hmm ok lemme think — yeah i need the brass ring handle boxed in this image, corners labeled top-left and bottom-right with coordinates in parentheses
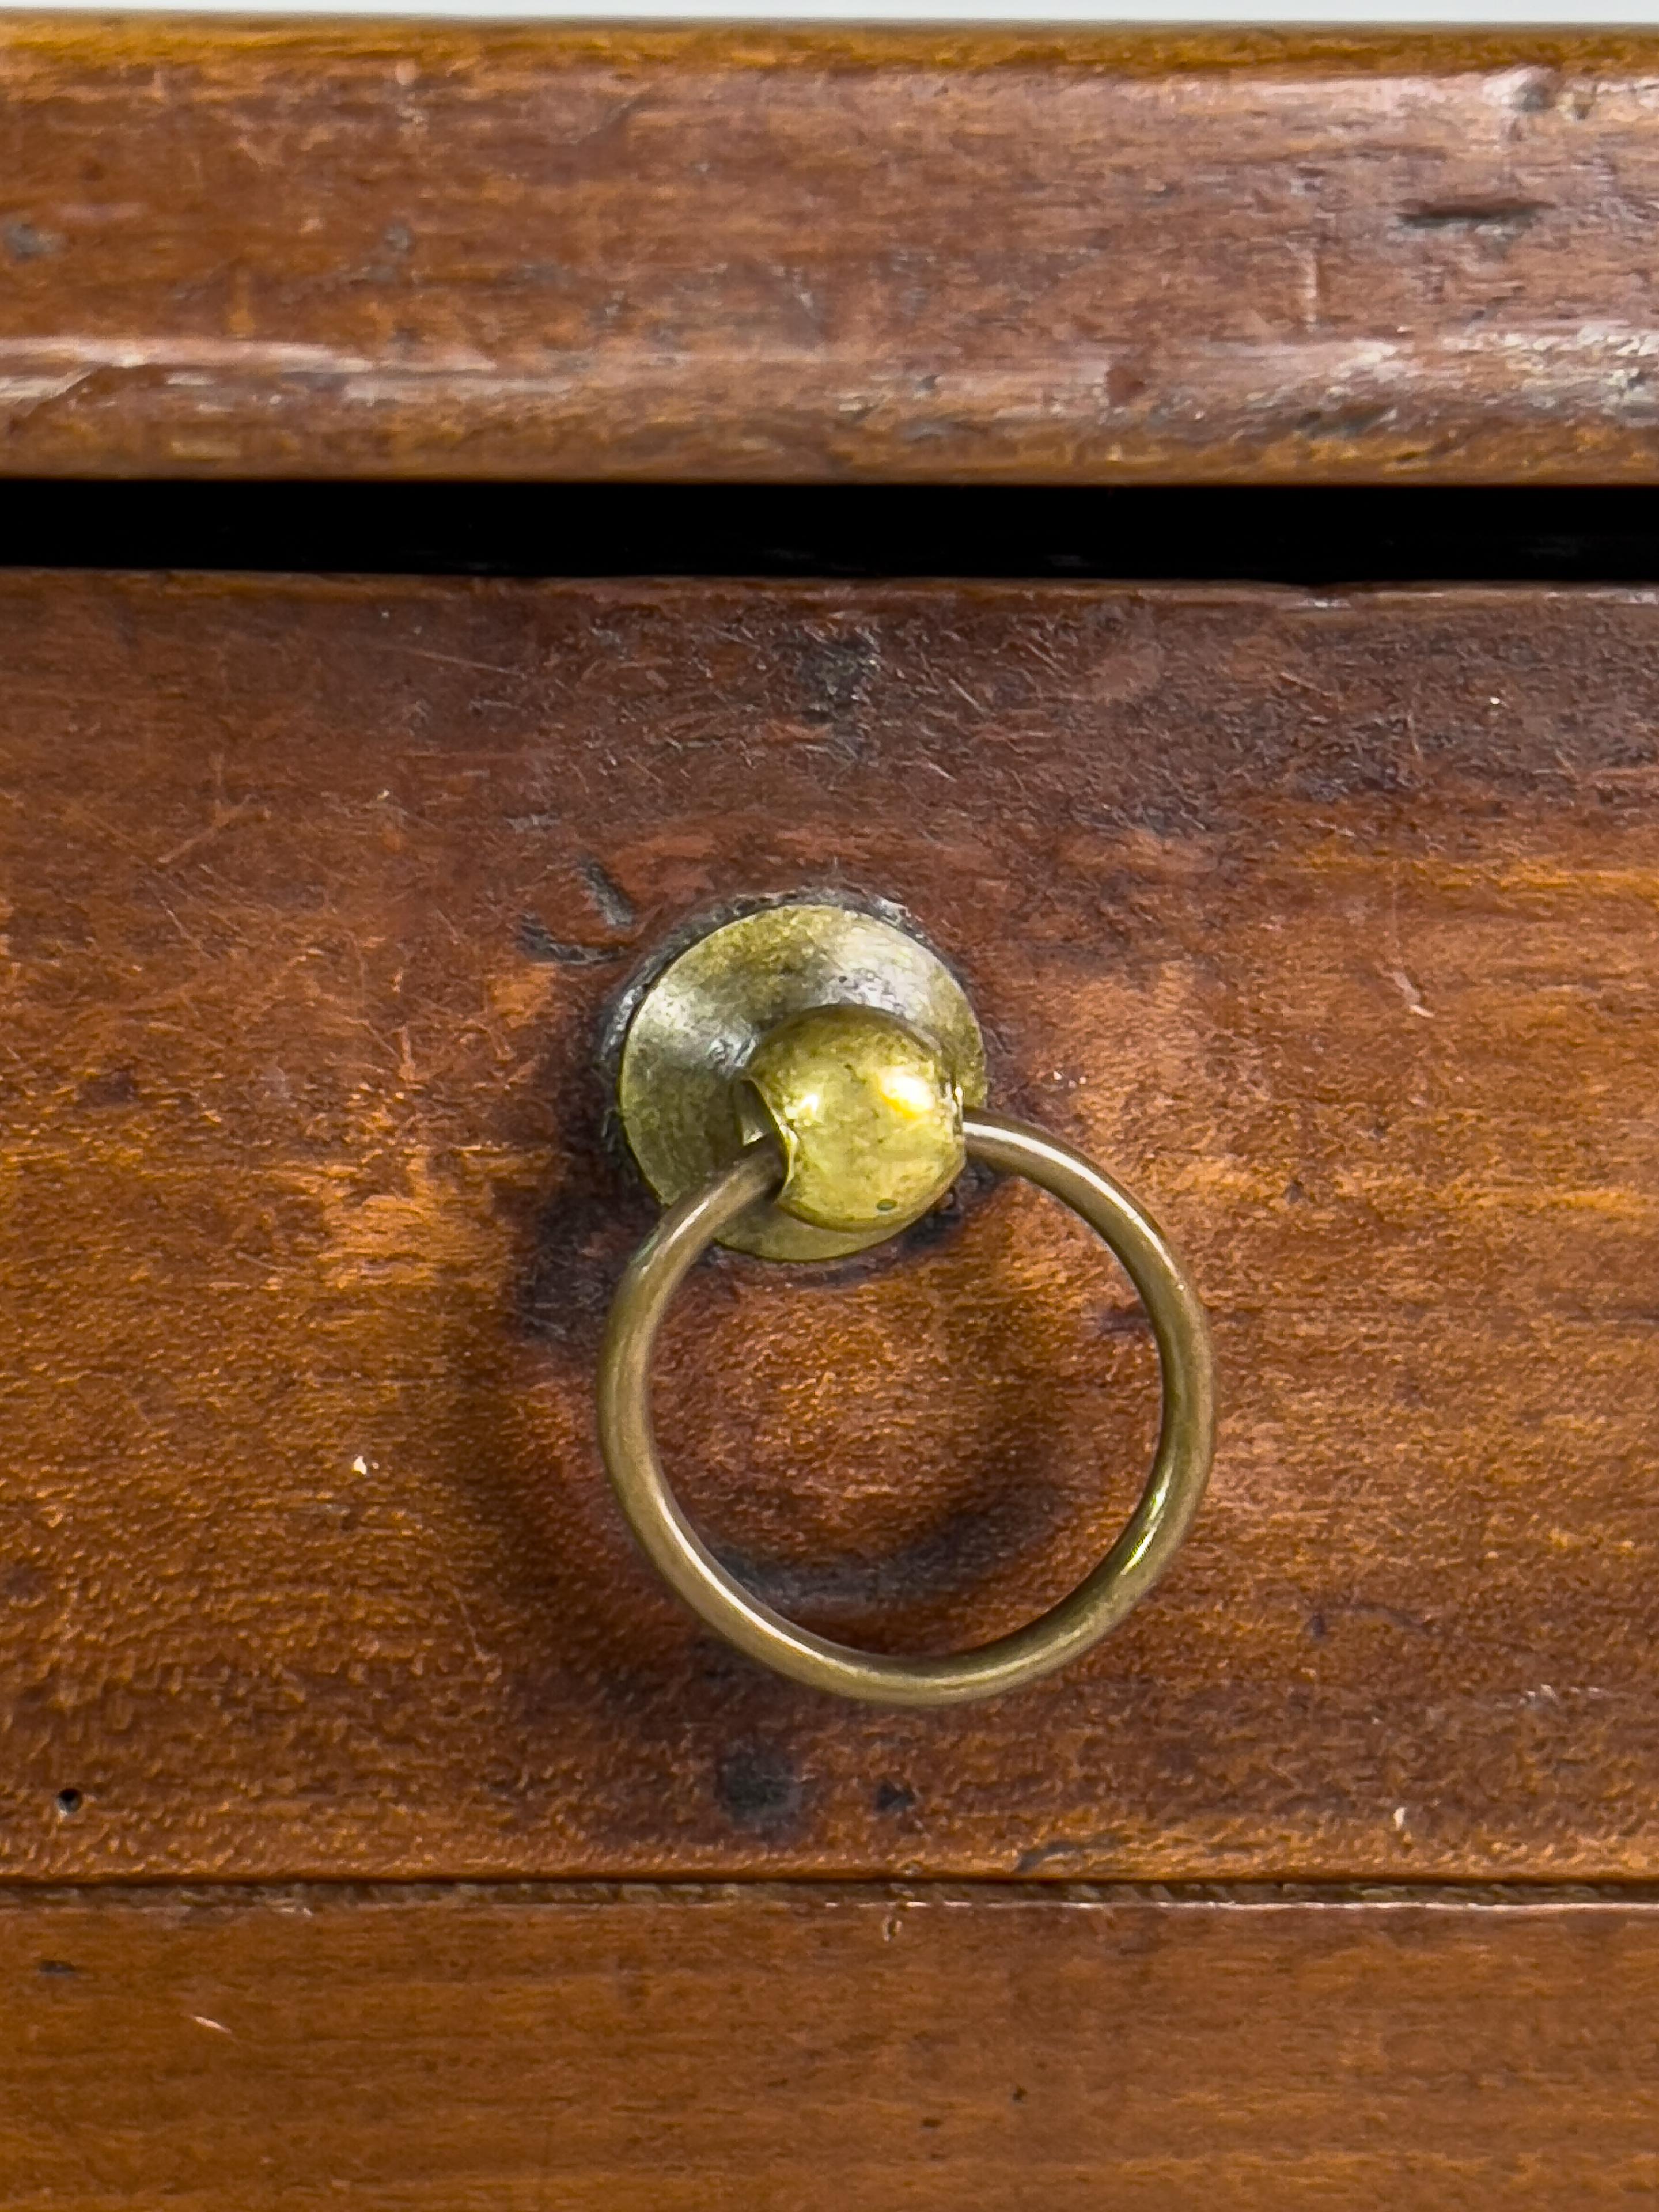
top-left (597, 1108), bottom-right (1216, 1708)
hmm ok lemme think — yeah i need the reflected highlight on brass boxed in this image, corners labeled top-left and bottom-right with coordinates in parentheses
top-left (741, 1003), bottom-right (965, 1236)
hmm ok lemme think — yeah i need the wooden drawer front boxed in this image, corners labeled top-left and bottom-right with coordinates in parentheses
top-left (3, 571), bottom-right (1654, 1881)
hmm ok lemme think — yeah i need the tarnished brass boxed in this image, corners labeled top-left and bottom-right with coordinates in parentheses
top-left (741, 1004), bottom-right (965, 1236)
top-left (596, 1110), bottom-right (1217, 1707)
top-left (615, 900), bottom-right (986, 1260)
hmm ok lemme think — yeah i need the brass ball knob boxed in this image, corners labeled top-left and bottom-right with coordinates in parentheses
top-left (739, 1004), bottom-right (965, 1237)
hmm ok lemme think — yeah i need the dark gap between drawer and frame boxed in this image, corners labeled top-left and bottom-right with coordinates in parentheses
top-left (2, 482), bottom-right (1659, 581)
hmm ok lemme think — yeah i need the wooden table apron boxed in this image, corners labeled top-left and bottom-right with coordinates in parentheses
top-left (6, 1884), bottom-right (1659, 2211)
top-left (0, 569), bottom-right (1652, 1884)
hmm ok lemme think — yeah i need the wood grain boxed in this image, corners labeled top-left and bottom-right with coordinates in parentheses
top-left (6, 1881), bottom-right (1659, 2208)
top-left (6, 24), bottom-right (1659, 482)
top-left (2, 573), bottom-right (1657, 1881)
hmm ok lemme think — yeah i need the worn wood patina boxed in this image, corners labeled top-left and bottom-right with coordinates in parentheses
top-left (5, 24), bottom-right (1659, 481)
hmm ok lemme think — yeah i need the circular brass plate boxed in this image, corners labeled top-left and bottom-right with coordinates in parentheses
top-left (616, 901), bottom-right (987, 1259)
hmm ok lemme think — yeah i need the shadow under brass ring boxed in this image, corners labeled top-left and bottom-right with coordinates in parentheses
top-left (597, 1108), bottom-right (1217, 1707)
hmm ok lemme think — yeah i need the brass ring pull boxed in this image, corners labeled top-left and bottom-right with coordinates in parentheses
top-left (597, 1090), bottom-right (1216, 1709)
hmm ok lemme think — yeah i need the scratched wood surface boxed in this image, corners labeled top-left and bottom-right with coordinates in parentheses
top-left (6, 23), bottom-right (1659, 482)
top-left (7, 1883), bottom-right (1658, 2208)
top-left (2, 572), bottom-right (1656, 1880)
